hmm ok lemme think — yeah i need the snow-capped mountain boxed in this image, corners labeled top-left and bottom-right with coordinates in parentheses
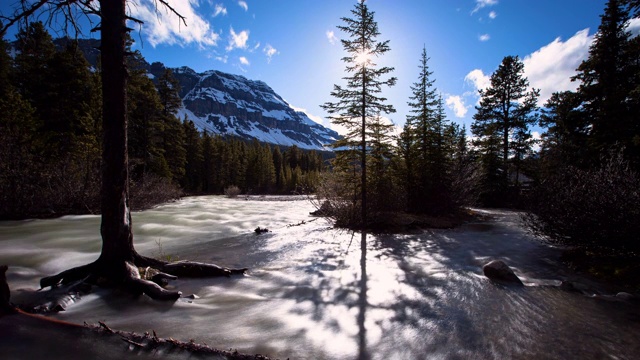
top-left (149, 64), bottom-right (339, 151)
top-left (13, 38), bottom-right (338, 151)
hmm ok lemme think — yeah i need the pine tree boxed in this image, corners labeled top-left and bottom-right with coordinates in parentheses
top-left (182, 118), bottom-right (204, 192)
top-left (156, 67), bottom-right (186, 183)
top-left (163, 115), bottom-right (186, 183)
top-left (401, 47), bottom-right (456, 214)
top-left (539, 91), bottom-right (589, 171)
top-left (157, 68), bottom-right (182, 117)
top-left (321, 0), bottom-right (396, 226)
top-left (45, 40), bottom-right (98, 155)
top-left (366, 113), bottom-right (398, 212)
top-left (13, 21), bottom-right (56, 112)
top-left (127, 65), bottom-right (168, 180)
top-left (272, 146), bottom-right (285, 193)
top-left (472, 55), bottom-right (539, 206)
top-left (0, 35), bottom-right (37, 217)
top-left (45, 40), bottom-right (101, 209)
top-left (403, 46), bottom-right (438, 212)
top-left (573, 0), bottom-right (639, 163)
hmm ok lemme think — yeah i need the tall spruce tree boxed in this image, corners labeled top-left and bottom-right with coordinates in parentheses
top-left (402, 47), bottom-right (456, 214)
top-left (403, 46), bottom-right (438, 213)
top-left (472, 55), bottom-right (539, 205)
top-left (322, 0), bottom-right (396, 226)
top-left (182, 118), bottom-right (204, 192)
top-left (572, 0), bottom-right (639, 163)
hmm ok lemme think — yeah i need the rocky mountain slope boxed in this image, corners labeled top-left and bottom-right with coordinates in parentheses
top-left (148, 64), bottom-right (338, 151)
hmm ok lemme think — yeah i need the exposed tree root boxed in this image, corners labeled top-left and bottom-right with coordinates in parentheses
top-left (1, 265), bottom-right (16, 315)
top-left (40, 263), bottom-right (97, 289)
top-left (35, 254), bottom-right (248, 305)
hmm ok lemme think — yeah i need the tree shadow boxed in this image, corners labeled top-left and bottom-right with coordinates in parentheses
top-left (271, 212), bottom-right (584, 359)
top-left (357, 232), bottom-right (368, 360)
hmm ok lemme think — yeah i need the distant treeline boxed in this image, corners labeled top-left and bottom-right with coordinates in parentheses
top-left (0, 22), bottom-right (325, 219)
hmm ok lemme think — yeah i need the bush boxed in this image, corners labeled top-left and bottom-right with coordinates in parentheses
top-left (130, 174), bottom-right (183, 210)
top-left (311, 172), bottom-right (360, 227)
top-left (523, 151), bottom-right (640, 254)
top-left (224, 185), bottom-right (242, 198)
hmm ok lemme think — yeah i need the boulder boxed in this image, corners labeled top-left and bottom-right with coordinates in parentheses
top-left (483, 260), bottom-right (524, 286)
top-left (560, 280), bottom-right (598, 295)
top-left (254, 227), bottom-right (269, 234)
top-left (615, 292), bottom-right (637, 301)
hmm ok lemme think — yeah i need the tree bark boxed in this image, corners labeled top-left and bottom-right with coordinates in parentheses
top-left (98, 0), bottom-right (136, 267)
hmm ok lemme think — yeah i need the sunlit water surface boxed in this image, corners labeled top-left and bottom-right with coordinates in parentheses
top-left (1, 196), bottom-right (639, 359)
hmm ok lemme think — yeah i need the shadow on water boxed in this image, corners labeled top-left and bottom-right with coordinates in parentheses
top-left (357, 232), bottom-right (368, 360)
top-left (275, 211), bottom-right (640, 359)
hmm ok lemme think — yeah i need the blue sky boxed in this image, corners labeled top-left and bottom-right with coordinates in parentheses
top-left (3, 0), bottom-right (640, 135)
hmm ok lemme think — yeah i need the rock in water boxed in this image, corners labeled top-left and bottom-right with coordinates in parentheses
top-left (483, 260), bottom-right (524, 286)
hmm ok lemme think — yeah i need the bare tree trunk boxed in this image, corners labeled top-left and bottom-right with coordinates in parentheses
top-left (97, 0), bottom-right (136, 268)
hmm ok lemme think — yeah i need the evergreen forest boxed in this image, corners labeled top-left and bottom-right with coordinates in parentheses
top-left (0, 22), bottom-right (325, 219)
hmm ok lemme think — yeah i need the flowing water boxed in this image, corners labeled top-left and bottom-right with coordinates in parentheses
top-left (1, 196), bottom-right (639, 359)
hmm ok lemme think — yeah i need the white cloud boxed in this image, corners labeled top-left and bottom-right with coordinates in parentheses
top-left (465, 69), bottom-right (491, 93)
top-left (628, 17), bottom-right (640, 37)
top-left (489, 11), bottom-right (497, 19)
top-left (326, 30), bottom-right (338, 45)
top-left (227, 27), bottom-right (250, 51)
top-left (216, 55), bottom-right (228, 63)
top-left (479, 34), bottom-right (490, 42)
top-left (446, 95), bottom-right (469, 118)
top-left (239, 56), bottom-right (250, 65)
top-left (238, 1), bottom-right (248, 11)
top-left (213, 4), bottom-right (227, 17)
top-left (532, 131), bottom-right (541, 152)
top-left (522, 28), bottom-right (593, 106)
top-left (472, 0), bottom-right (498, 14)
top-left (263, 44), bottom-right (279, 63)
top-left (129, 0), bottom-right (220, 48)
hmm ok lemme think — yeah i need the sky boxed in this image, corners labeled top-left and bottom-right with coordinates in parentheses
top-left (3, 0), bottom-right (640, 135)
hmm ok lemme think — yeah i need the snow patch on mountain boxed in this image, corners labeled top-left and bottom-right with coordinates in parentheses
top-left (166, 66), bottom-right (339, 151)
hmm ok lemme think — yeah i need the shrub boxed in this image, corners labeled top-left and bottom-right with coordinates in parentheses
top-left (523, 151), bottom-right (640, 254)
top-left (224, 185), bottom-right (242, 198)
top-left (130, 174), bottom-right (183, 210)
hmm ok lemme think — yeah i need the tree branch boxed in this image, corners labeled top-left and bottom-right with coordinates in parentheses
top-left (0, 0), bottom-right (50, 36)
top-left (155, 0), bottom-right (186, 27)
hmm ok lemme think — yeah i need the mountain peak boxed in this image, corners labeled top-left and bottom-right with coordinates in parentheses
top-left (153, 66), bottom-right (338, 151)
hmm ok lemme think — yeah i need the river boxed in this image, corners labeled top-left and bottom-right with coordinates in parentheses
top-left (1, 196), bottom-right (639, 359)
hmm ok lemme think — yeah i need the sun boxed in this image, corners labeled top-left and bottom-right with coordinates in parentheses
top-left (354, 50), bottom-right (372, 66)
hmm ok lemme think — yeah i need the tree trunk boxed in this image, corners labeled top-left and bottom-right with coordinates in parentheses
top-left (97, 0), bottom-right (136, 268)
